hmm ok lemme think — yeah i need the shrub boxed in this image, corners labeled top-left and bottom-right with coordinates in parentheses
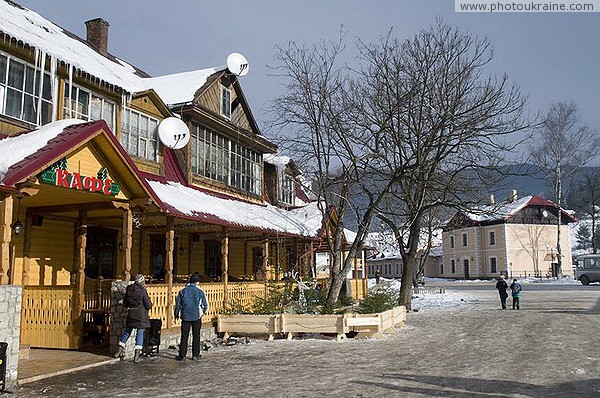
top-left (356, 287), bottom-right (398, 314)
top-left (250, 281), bottom-right (296, 314)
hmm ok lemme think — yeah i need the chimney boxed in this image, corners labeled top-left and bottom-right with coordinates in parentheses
top-left (489, 194), bottom-right (495, 205)
top-left (508, 189), bottom-right (517, 203)
top-left (85, 18), bottom-right (110, 55)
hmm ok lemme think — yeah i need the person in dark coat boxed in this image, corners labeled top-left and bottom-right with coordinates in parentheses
top-left (114, 274), bottom-right (152, 363)
top-left (174, 273), bottom-right (208, 361)
top-left (495, 274), bottom-right (509, 310)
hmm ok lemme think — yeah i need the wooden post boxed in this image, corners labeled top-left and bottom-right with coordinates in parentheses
top-left (166, 216), bottom-right (175, 328)
top-left (122, 207), bottom-right (132, 281)
top-left (0, 196), bottom-right (12, 285)
top-left (243, 240), bottom-right (248, 279)
top-left (263, 238), bottom-right (269, 299)
top-left (221, 228), bottom-right (229, 309)
top-left (21, 211), bottom-right (32, 286)
top-left (74, 211), bottom-right (87, 316)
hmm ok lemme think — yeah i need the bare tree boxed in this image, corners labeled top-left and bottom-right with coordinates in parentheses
top-left (357, 22), bottom-right (530, 309)
top-left (269, 34), bottom-right (401, 307)
top-left (270, 22), bottom-right (530, 309)
top-left (530, 102), bottom-right (600, 273)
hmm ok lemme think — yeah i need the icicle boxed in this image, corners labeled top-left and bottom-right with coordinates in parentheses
top-left (32, 49), bottom-right (39, 113)
top-left (36, 50), bottom-right (46, 125)
top-left (68, 63), bottom-right (73, 117)
top-left (49, 55), bottom-right (57, 122)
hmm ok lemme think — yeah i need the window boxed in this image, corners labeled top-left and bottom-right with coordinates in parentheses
top-left (440, 264), bottom-right (444, 274)
top-left (450, 236), bottom-right (455, 248)
top-left (489, 231), bottom-right (496, 246)
top-left (0, 53), bottom-right (52, 125)
top-left (280, 174), bottom-right (294, 205)
top-left (221, 86), bottom-right (231, 119)
top-left (64, 82), bottom-right (115, 130)
top-left (451, 259), bottom-right (456, 274)
top-left (191, 123), bottom-right (262, 195)
top-left (120, 107), bottom-right (159, 162)
top-left (205, 240), bottom-right (222, 279)
top-left (490, 257), bottom-right (497, 273)
top-left (462, 233), bottom-right (468, 247)
top-left (231, 142), bottom-right (261, 195)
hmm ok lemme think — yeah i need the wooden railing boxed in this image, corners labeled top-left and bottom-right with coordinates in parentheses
top-left (145, 282), bottom-right (267, 328)
top-left (349, 278), bottom-right (368, 300)
top-left (21, 286), bottom-right (81, 349)
top-left (83, 277), bottom-right (112, 310)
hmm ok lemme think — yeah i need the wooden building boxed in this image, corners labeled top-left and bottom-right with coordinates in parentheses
top-left (0, 1), bottom-right (341, 350)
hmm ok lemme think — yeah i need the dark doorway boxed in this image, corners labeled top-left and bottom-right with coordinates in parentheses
top-left (205, 240), bottom-right (222, 279)
top-left (150, 235), bottom-right (178, 282)
top-left (252, 247), bottom-right (263, 279)
top-left (464, 259), bottom-right (470, 279)
top-left (85, 227), bottom-right (117, 279)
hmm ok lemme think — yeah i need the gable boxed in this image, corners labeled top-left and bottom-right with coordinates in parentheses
top-left (195, 74), bottom-right (253, 133)
top-left (1, 120), bottom-right (155, 203)
top-left (128, 91), bottom-right (171, 119)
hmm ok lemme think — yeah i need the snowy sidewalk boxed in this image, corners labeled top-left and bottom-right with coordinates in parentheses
top-left (11, 282), bottom-right (600, 397)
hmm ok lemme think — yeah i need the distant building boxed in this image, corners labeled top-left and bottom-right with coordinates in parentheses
top-left (437, 191), bottom-right (577, 279)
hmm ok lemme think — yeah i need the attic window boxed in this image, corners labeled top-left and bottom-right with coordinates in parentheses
top-left (280, 174), bottom-right (294, 205)
top-left (221, 86), bottom-right (231, 119)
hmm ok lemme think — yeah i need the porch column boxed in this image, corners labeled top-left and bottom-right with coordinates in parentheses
top-left (310, 241), bottom-right (316, 279)
top-left (221, 228), bottom-right (229, 309)
top-left (262, 238), bottom-right (269, 298)
top-left (243, 241), bottom-right (248, 279)
top-left (121, 208), bottom-right (132, 281)
top-left (166, 216), bottom-right (175, 328)
top-left (74, 211), bottom-right (88, 316)
top-left (21, 211), bottom-right (32, 286)
top-left (0, 196), bottom-right (12, 285)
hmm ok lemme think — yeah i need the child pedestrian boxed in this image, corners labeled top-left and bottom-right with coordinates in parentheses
top-left (510, 278), bottom-right (522, 310)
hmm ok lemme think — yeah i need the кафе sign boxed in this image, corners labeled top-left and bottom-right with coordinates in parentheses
top-left (38, 157), bottom-right (121, 196)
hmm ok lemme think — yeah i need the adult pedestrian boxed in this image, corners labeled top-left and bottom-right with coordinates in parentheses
top-left (510, 278), bottom-right (522, 309)
top-left (174, 273), bottom-right (208, 361)
top-left (114, 274), bottom-right (152, 363)
top-left (495, 274), bottom-right (508, 310)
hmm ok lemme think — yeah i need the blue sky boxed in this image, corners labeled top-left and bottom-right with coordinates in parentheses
top-left (15, 0), bottom-right (600, 140)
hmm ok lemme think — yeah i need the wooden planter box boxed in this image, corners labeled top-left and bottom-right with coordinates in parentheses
top-left (217, 306), bottom-right (406, 341)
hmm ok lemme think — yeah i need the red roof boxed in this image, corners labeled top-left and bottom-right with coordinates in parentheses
top-left (1, 120), bottom-right (157, 200)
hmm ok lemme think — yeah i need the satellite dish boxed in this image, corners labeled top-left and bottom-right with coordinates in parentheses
top-left (226, 52), bottom-right (249, 77)
top-left (157, 117), bottom-right (190, 150)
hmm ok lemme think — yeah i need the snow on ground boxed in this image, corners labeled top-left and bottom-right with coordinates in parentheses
top-left (365, 275), bottom-right (580, 313)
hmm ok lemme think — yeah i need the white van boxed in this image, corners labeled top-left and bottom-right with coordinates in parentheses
top-left (575, 254), bottom-right (600, 285)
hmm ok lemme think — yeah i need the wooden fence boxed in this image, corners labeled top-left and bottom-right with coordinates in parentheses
top-left (20, 278), bottom-right (368, 348)
top-left (20, 286), bottom-right (81, 349)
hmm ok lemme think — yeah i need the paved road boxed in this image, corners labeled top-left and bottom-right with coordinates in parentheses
top-left (10, 282), bottom-right (600, 397)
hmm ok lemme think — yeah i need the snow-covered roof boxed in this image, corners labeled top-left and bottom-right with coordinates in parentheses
top-left (0, 119), bottom-right (85, 181)
top-left (460, 195), bottom-right (576, 224)
top-left (264, 154), bottom-right (292, 170)
top-left (148, 180), bottom-right (321, 237)
top-left (0, 1), bottom-right (218, 104)
top-left (465, 195), bottom-right (533, 222)
top-left (139, 68), bottom-right (220, 105)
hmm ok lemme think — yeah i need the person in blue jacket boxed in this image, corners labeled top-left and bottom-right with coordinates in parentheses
top-left (174, 273), bottom-right (208, 361)
top-left (510, 278), bottom-right (522, 310)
